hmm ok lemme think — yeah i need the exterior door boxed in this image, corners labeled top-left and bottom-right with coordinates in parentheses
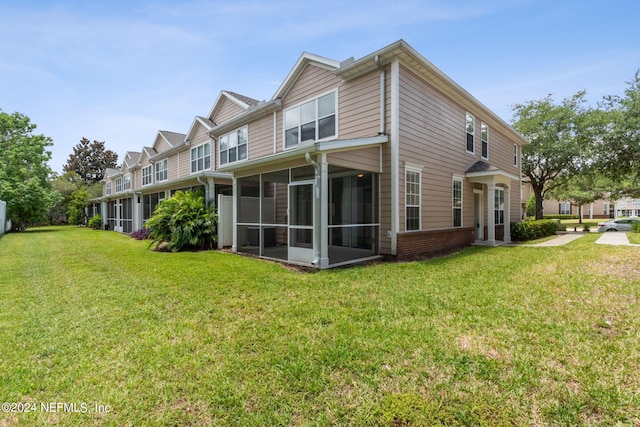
top-left (114, 201), bottom-right (123, 233)
top-left (288, 181), bottom-right (314, 264)
top-left (474, 191), bottom-right (483, 240)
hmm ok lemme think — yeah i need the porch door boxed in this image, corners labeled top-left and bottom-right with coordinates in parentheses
top-left (114, 201), bottom-right (123, 232)
top-left (474, 191), bottom-right (483, 240)
top-left (288, 181), bottom-right (314, 264)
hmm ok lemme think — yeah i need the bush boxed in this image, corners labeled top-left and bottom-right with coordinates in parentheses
top-left (511, 219), bottom-right (558, 241)
top-left (145, 190), bottom-right (217, 252)
top-left (87, 214), bottom-right (102, 230)
top-left (634, 222), bottom-right (640, 233)
top-left (543, 214), bottom-right (579, 220)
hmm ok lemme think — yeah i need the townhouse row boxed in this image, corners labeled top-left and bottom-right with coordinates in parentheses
top-left (91, 39), bottom-right (527, 268)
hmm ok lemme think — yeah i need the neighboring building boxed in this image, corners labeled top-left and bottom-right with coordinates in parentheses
top-left (94, 39), bottom-right (527, 268)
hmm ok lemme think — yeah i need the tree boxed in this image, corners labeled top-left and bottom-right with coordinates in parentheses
top-left (0, 110), bottom-right (59, 230)
top-left (63, 137), bottom-right (118, 184)
top-left (512, 92), bottom-right (597, 219)
top-left (67, 189), bottom-right (91, 225)
top-left (598, 71), bottom-right (640, 198)
top-left (50, 171), bottom-right (84, 223)
top-left (546, 172), bottom-right (610, 223)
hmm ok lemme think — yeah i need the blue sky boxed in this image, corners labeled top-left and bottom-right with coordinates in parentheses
top-left (1, 0), bottom-right (638, 173)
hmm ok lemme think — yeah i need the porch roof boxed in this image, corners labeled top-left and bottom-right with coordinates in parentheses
top-left (465, 160), bottom-right (520, 186)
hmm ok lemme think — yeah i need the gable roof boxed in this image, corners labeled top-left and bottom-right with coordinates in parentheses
top-left (158, 130), bottom-right (186, 147)
top-left (273, 52), bottom-right (341, 100)
top-left (123, 151), bottom-right (141, 170)
top-left (207, 90), bottom-right (261, 121)
top-left (185, 116), bottom-right (216, 143)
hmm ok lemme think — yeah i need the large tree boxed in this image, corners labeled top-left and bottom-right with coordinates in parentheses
top-left (0, 110), bottom-right (59, 230)
top-left (512, 92), bottom-right (598, 219)
top-left (63, 137), bottom-right (118, 183)
top-left (598, 71), bottom-right (640, 198)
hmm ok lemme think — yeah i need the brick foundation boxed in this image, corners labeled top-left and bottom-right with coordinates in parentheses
top-left (396, 227), bottom-right (475, 261)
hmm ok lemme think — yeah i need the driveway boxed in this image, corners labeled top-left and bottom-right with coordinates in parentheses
top-left (595, 232), bottom-right (640, 246)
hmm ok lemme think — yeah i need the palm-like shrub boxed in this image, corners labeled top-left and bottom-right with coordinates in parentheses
top-left (145, 191), bottom-right (217, 252)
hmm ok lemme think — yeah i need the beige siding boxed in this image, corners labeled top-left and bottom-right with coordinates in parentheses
top-left (248, 113), bottom-right (275, 161)
top-left (327, 146), bottom-right (381, 173)
top-left (283, 64), bottom-right (342, 108)
top-left (397, 64), bottom-right (522, 232)
top-left (214, 98), bottom-right (246, 125)
top-left (154, 136), bottom-right (172, 153)
top-left (338, 70), bottom-right (383, 140)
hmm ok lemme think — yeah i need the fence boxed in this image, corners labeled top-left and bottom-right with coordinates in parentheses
top-left (0, 200), bottom-right (6, 235)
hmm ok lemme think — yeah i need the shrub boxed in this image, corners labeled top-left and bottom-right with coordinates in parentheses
top-left (145, 190), bottom-right (217, 252)
top-left (543, 214), bottom-right (579, 220)
top-left (87, 214), bottom-right (102, 230)
top-left (634, 222), bottom-right (640, 233)
top-left (130, 228), bottom-right (150, 240)
top-left (511, 219), bottom-right (558, 241)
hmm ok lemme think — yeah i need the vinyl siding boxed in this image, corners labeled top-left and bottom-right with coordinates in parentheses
top-left (327, 146), bottom-right (381, 173)
top-left (214, 97), bottom-right (247, 124)
top-left (337, 70), bottom-right (381, 140)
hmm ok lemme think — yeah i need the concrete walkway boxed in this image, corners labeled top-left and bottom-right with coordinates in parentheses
top-left (528, 233), bottom-right (587, 247)
top-left (595, 232), bottom-right (640, 246)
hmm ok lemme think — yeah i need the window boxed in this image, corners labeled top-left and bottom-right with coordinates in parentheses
top-left (603, 202), bottom-right (609, 216)
top-left (191, 143), bottom-right (211, 173)
top-left (155, 159), bottom-right (168, 182)
top-left (466, 112), bottom-right (475, 153)
top-left (633, 200), bottom-right (640, 207)
top-left (514, 144), bottom-right (519, 167)
top-left (481, 123), bottom-right (488, 159)
top-left (285, 91), bottom-right (336, 148)
top-left (405, 168), bottom-right (421, 231)
top-left (220, 127), bottom-right (247, 166)
top-left (559, 202), bottom-right (571, 215)
top-left (495, 188), bottom-right (504, 225)
top-left (106, 182), bottom-right (112, 195)
top-left (453, 178), bottom-right (463, 227)
top-left (123, 174), bottom-right (131, 191)
top-left (115, 177), bottom-right (122, 193)
top-left (142, 165), bottom-right (153, 186)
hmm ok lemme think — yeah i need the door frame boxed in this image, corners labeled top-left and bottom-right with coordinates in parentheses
top-left (474, 189), bottom-right (484, 240)
top-left (288, 180), bottom-right (315, 265)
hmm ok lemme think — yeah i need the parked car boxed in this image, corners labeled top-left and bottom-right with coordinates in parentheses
top-left (597, 218), bottom-right (640, 232)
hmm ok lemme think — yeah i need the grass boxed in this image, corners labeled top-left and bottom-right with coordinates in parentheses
top-left (1, 226), bottom-right (639, 426)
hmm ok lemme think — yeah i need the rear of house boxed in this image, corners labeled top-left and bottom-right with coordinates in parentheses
top-left (92, 39), bottom-right (526, 268)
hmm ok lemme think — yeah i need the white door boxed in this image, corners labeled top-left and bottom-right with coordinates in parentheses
top-left (288, 181), bottom-right (314, 264)
top-left (217, 194), bottom-right (233, 248)
top-left (114, 201), bottom-right (123, 232)
top-left (474, 191), bottom-right (483, 240)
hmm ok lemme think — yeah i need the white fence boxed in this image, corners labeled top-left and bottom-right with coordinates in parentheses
top-left (0, 200), bottom-right (6, 235)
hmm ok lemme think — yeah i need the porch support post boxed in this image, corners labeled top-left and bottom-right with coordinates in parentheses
top-left (487, 182), bottom-right (496, 244)
top-left (318, 153), bottom-right (329, 268)
top-left (503, 185), bottom-right (511, 243)
top-left (231, 176), bottom-right (238, 253)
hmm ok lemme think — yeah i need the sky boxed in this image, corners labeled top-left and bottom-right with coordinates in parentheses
top-left (1, 0), bottom-right (639, 174)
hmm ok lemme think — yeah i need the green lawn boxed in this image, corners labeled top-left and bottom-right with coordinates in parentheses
top-left (1, 227), bottom-right (639, 426)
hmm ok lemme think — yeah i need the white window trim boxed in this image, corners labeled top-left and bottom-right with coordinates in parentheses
top-left (115, 177), bottom-right (123, 193)
top-left (513, 144), bottom-right (519, 167)
top-left (405, 164), bottom-right (423, 232)
top-left (560, 201), bottom-right (571, 215)
top-left (283, 89), bottom-right (338, 151)
top-left (105, 182), bottom-right (112, 195)
top-left (123, 173), bottom-right (131, 191)
top-left (155, 158), bottom-right (168, 182)
top-left (466, 112), bottom-right (475, 154)
top-left (452, 175), bottom-right (463, 228)
top-left (190, 142), bottom-right (212, 174)
top-left (219, 126), bottom-right (248, 166)
top-left (142, 165), bottom-right (153, 186)
top-left (495, 187), bottom-right (505, 225)
top-left (481, 122), bottom-right (489, 160)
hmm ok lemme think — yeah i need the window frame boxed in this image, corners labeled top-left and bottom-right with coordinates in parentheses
top-left (155, 158), bottom-right (168, 182)
top-left (466, 112), bottom-right (475, 154)
top-left (105, 181), bottom-right (112, 195)
top-left (115, 177), bottom-right (123, 193)
top-left (452, 176), bottom-right (463, 228)
top-left (481, 122), bottom-right (489, 160)
top-left (559, 201), bottom-right (571, 215)
top-left (495, 187), bottom-right (505, 225)
top-left (123, 173), bottom-right (131, 191)
top-left (284, 90), bottom-right (337, 150)
top-left (513, 144), bottom-right (519, 167)
top-left (219, 126), bottom-right (248, 166)
top-left (191, 142), bottom-right (212, 173)
top-left (142, 165), bottom-right (153, 186)
top-left (405, 165), bottom-right (422, 232)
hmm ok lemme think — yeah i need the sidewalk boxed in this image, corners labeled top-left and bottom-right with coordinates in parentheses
top-left (527, 233), bottom-right (586, 247)
top-left (595, 232), bottom-right (640, 246)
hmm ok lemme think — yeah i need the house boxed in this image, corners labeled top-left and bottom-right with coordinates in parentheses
top-left (93, 39), bottom-right (526, 268)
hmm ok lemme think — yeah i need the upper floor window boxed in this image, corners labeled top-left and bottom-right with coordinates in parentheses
top-left (481, 123), bottom-right (488, 159)
top-left (115, 177), bottom-right (122, 193)
top-left (142, 165), bottom-right (153, 186)
top-left (514, 144), bottom-right (519, 167)
top-left (106, 182), bottom-right (112, 195)
top-left (285, 91), bottom-right (336, 149)
top-left (466, 112), bottom-right (475, 153)
top-left (123, 174), bottom-right (131, 191)
top-left (633, 200), bottom-right (640, 207)
top-left (191, 143), bottom-right (211, 173)
top-left (220, 127), bottom-right (247, 166)
top-left (155, 159), bottom-right (168, 182)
